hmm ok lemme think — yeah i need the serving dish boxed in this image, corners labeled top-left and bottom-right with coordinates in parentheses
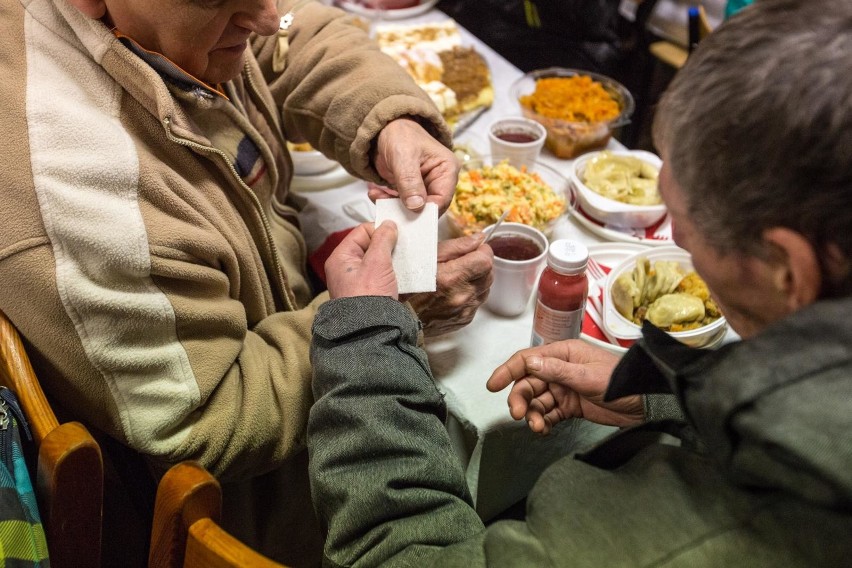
top-left (446, 155), bottom-right (572, 237)
top-left (571, 150), bottom-right (666, 229)
top-left (601, 246), bottom-right (727, 348)
top-left (510, 67), bottom-right (634, 159)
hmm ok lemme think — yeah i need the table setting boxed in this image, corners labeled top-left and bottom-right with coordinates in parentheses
top-left (332, 0), bottom-right (440, 21)
top-left (295, 1), bottom-right (737, 520)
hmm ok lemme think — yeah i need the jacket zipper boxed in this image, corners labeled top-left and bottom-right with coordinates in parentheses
top-left (0, 387), bottom-right (32, 474)
top-left (161, 117), bottom-right (296, 312)
top-left (241, 61), bottom-right (292, 171)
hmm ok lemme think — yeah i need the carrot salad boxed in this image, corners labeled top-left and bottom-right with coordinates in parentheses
top-left (520, 75), bottom-right (620, 123)
top-left (449, 161), bottom-right (565, 235)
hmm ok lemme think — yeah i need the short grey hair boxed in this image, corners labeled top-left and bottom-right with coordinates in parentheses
top-left (653, 0), bottom-right (852, 294)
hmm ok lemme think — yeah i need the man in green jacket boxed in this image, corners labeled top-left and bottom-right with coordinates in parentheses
top-left (308, 0), bottom-right (852, 565)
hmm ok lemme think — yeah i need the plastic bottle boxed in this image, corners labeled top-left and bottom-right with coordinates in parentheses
top-left (530, 240), bottom-right (589, 346)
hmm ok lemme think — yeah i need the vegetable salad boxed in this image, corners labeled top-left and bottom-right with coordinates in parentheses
top-left (449, 161), bottom-right (565, 235)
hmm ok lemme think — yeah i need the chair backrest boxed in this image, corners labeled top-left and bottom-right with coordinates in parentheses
top-left (149, 461), bottom-right (287, 568)
top-left (0, 309), bottom-right (103, 568)
top-left (648, 5), bottom-right (713, 68)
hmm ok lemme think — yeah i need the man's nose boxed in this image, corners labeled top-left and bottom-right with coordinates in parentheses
top-left (234, 0), bottom-right (281, 37)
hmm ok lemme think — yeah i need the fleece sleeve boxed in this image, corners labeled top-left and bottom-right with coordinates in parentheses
top-left (251, 1), bottom-right (453, 181)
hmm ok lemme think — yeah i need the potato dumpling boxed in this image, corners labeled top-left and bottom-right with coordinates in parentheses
top-left (610, 256), bottom-right (721, 330)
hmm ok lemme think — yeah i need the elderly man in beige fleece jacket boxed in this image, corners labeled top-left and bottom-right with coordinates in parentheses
top-left (0, 0), bottom-right (492, 564)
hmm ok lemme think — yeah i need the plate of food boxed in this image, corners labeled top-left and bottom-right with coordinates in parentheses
top-left (335, 0), bottom-right (439, 20)
top-left (373, 20), bottom-right (494, 131)
top-left (571, 150), bottom-right (666, 229)
top-left (566, 142), bottom-right (670, 245)
top-left (601, 246), bottom-right (727, 349)
top-left (445, 155), bottom-right (571, 238)
top-left (580, 242), bottom-right (650, 354)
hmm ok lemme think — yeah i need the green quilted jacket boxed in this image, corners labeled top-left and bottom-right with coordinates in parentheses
top-left (308, 296), bottom-right (852, 567)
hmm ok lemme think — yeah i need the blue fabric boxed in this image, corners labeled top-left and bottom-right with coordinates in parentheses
top-left (725, 0), bottom-right (753, 18)
top-left (0, 399), bottom-right (49, 567)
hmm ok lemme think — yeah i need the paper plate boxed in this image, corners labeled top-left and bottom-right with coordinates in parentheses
top-left (571, 204), bottom-right (674, 246)
top-left (580, 242), bottom-right (650, 354)
top-left (335, 0), bottom-right (439, 20)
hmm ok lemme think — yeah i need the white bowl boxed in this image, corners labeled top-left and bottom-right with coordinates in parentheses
top-left (602, 245), bottom-right (727, 348)
top-left (571, 150), bottom-right (666, 229)
top-left (290, 148), bottom-right (338, 176)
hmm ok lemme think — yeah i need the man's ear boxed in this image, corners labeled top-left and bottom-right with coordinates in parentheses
top-left (66, 0), bottom-right (107, 19)
top-left (763, 227), bottom-right (821, 311)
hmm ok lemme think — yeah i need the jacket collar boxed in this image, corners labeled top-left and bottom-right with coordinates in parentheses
top-left (606, 298), bottom-right (852, 509)
top-left (112, 31), bottom-right (229, 101)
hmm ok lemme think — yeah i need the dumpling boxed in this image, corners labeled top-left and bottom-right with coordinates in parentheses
top-left (646, 293), bottom-right (705, 328)
top-left (642, 260), bottom-right (684, 305)
top-left (612, 273), bottom-right (640, 320)
top-left (632, 258), bottom-right (649, 306)
top-left (581, 152), bottom-right (662, 205)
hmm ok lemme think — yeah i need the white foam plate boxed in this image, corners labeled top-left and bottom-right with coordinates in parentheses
top-left (571, 205), bottom-right (674, 246)
top-left (580, 242), bottom-right (650, 354)
top-left (587, 242), bottom-right (650, 269)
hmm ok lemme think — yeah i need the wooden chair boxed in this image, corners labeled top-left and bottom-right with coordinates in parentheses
top-left (619, 0), bottom-right (716, 147)
top-left (0, 309), bottom-right (103, 568)
top-left (648, 5), bottom-right (713, 69)
top-left (149, 461), bottom-right (287, 568)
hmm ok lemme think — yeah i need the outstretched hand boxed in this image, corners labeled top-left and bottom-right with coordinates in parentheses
top-left (486, 340), bottom-right (644, 434)
top-left (325, 222), bottom-right (399, 300)
top-left (371, 117), bottom-right (459, 214)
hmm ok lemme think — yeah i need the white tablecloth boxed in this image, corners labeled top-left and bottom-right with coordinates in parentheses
top-left (295, 7), bottom-right (622, 520)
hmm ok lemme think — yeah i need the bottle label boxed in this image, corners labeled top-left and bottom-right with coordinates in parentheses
top-left (530, 300), bottom-right (585, 346)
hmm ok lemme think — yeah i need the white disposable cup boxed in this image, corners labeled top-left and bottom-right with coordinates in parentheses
top-left (483, 222), bottom-right (549, 317)
top-left (488, 117), bottom-right (547, 169)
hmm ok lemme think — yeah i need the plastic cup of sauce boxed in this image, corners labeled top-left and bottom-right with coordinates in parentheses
top-left (483, 222), bottom-right (549, 317)
top-left (488, 117), bottom-right (547, 169)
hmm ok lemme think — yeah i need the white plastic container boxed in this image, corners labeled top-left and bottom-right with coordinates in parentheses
top-left (571, 150), bottom-right (667, 229)
top-left (602, 245), bottom-right (727, 348)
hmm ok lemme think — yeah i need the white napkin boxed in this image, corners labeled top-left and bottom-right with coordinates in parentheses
top-left (374, 199), bottom-right (438, 294)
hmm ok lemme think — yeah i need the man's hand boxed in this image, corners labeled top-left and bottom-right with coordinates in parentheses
top-left (371, 117), bottom-right (459, 214)
top-left (406, 233), bottom-right (493, 337)
top-left (486, 340), bottom-right (644, 434)
top-left (325, 222), bottom-right (399, 300)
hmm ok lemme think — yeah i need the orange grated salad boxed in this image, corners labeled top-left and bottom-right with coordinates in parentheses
top-left (520, 75), bottom-right (620, 123)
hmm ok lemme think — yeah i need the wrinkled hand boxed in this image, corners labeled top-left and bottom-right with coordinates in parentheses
top-left (325, 222), bottom-right (399, 300)
top-left (406, 233), bottom-right (493, 337)
top-left (486, 340), bottom-right (644, 434)
top-left (371, 117), bottom-right (459, 214)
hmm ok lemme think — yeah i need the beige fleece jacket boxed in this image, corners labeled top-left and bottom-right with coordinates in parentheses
top-left (0, 0), bottom-right (451, 481)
